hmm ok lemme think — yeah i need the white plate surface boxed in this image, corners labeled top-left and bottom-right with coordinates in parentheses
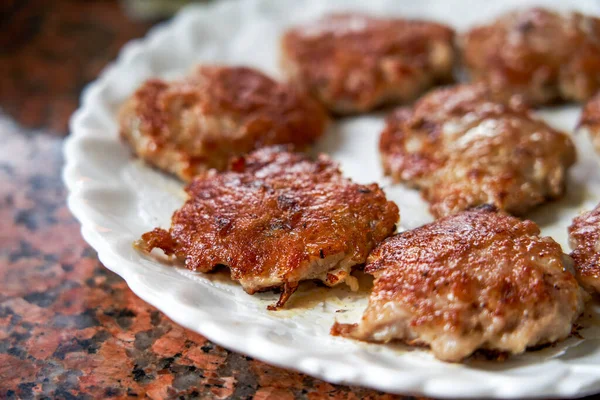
top-left (64, 0), bottom-right (600, 397)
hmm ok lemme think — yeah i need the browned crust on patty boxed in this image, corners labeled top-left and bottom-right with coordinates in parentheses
top-left (379, 83), bottom-right (576, 218)
top-left (137, 146), bottom-right (399, 309)
top-left (462, 8), bottom-right (600, 105)
top-left (281, 13), bottom-right (455, 114)
top-left (569, 203), bottom-right (600, 294)
top-left (579, 92), bottom-right (600, 153)
top-left (119, 65), bottom-right (328, 181)
top-left (333, 206), bottom-right (586, 362)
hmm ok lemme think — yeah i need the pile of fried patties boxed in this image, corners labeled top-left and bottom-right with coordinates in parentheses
top-left (119, 9), bottom-right (600, 362)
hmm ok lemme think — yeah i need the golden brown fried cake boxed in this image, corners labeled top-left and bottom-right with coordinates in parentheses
top-left (462, 8), bottom-right (600, 106)
top-left (380, 84), bottom-right (576, 218)
top-left (332, 206), bottom-right (586, 362)
top-left (281, 13), bottom-right (455, 114)
top-left (579, 92), bottom-right (600, 153)
top-left (119, 65), bottom-right (328, 181)
top-left (569, 204), bottom-right (600, 294)
top-left (137, 146), bottom-right (399, 309)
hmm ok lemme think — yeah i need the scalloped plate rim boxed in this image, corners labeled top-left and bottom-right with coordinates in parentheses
top-left (63, 0), bottom-right (600, 398)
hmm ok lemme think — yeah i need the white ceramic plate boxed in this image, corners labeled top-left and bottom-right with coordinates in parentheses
top-left (64, 0), bottom-right (600, 397)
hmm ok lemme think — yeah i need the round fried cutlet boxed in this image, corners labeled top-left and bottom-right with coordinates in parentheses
top-left (379, 83), bottom-right (576, 218)
top-left (332, 206), bottom-right (586, 362)
top-left (579, 92), bottom-right (600, 153)
top-left (118, 65), bottom-right (328, 181)
top-left (281, 13), bottom-right (455, 114)
top-left (462, 8), bottom-right (600, 106)
top-left (569, 203), bottom-right (600, 294)
top-left (137, 146), bottom-right (399, 309)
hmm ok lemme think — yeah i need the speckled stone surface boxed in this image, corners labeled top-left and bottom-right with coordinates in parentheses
top-left (1, 122), bottom-right (413, 400)
top-left (0, 1), bottom-right (413, 399)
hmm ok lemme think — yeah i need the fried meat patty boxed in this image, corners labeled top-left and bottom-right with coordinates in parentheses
top-left (137, 146), bottom-right (399, 309)
top-left (579, 92), bottom-right (600, 153)
top-left (569, 203), bottom-right (600, 294)
top-left (281, 13), bottom-right (455, 114)
top-left (462, 8), bottom-right (600, 105)
top-left (332, 206), bottom-right (586, 362)
top-left (380, 84), bottom-right (576, 218)
top-left (119, 65), bottom-right (328, 181)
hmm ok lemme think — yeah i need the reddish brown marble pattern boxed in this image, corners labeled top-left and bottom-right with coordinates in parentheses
top-left (0, 118), bottom-right (417, 399)
top-left (0, 1), bottom-right (416, 398)
top-left (0, 0), bottom-right (153, 135)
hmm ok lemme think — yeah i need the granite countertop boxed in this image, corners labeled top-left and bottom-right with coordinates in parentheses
top-left (0, 2), bottom-right (411, 398)
top-left (0, 2), bottom-right (596, 400)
